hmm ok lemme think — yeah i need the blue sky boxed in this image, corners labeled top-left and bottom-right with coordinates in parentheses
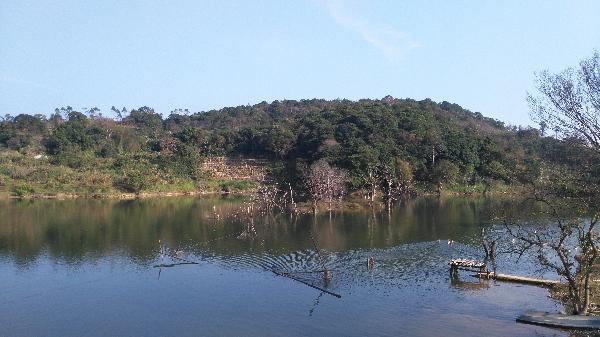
top-left (1, 0), bottom-right (599, 126)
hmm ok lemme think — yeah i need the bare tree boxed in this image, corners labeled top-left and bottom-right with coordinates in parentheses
top-left (379, 159), bottom-right (414, 210)
top-left (358, 167), bottom-right (378, 203)
top-left (528, 50), bottom-right (600, 151)
top-left (480, 228), bottom-right (499, 276)
top-left (504, 192), bottom-right (598, 315)
top-left (510, 52), bottom-right (600, 314)
top-left (255, 185), bottom-right (282, 213)
top-left (305, 159), bottom-right (347, 212)
top-left (378, 163), bottom-right (396, 209)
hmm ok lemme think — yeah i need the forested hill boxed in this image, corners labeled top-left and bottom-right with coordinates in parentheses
top-left (0, 97), bottom-right (591, 196)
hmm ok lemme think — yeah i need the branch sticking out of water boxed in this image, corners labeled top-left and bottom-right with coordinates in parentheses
top-left (271, 269), bottom-right (342, 298)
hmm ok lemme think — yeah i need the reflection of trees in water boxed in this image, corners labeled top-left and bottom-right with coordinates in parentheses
top-left (0, 196), bottom-right (541, 267)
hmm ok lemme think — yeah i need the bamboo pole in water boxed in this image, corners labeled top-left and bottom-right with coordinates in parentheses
top-left (475, 272), bottom-right (560, 286)
top-left (153, 262), bottom-right (198, 268)
top-left (271, 269), bottom-right (342, 298)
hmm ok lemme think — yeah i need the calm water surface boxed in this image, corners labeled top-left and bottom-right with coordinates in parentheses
top-left (0, 197), bottom-right (569, 336)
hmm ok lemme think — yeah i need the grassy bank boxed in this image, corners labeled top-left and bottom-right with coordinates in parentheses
top-left (1, 151), bottom-right (524, 200)
top-left (0, 151), bottom-right (260, 199)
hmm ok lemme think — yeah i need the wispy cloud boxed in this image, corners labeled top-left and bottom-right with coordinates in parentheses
top-left (316, 0), bottom-right (420, 61)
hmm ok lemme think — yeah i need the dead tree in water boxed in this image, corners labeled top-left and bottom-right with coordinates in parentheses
top-left (480, 228), bottom-right (499, 276)
top-left (250, 182), bottom-right (296, 214)
top-left (378, 164), bottom-right (395, 211)
top-left (379, 159), bottom-right (414, 210)
top-left (361, 169), bottom-right (378, 203)
top-left (287, 182), bottom-right (297, 212)
top-left (304, 160), bottom-right (347, 213)
top-left (256, 185), bottom-right (281, 213)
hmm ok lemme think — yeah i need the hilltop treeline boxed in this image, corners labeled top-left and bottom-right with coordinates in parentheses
top-left (0, 97), bottom-right (593, 197)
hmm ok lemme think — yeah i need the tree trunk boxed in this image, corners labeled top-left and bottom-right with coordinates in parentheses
top-left (582, 274), bottom-right (590, 315)
top-left (288, 183), bottom-right (296, 211)
top-left (569, 284), bottom-right (582, 314)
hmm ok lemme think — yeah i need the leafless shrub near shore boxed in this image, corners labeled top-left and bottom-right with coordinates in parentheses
top-left (304, 159), bottom-right (347, 212)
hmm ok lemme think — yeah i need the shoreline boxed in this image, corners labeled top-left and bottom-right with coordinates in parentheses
top-left (0, 190), bottom-right (245, 200)
top-left (0, 188), bottom-right (520, 201)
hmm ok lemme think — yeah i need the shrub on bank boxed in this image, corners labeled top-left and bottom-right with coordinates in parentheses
top-left (12, 183), bottom-right (35, 197)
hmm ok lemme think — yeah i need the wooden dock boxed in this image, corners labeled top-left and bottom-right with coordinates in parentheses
top-left (450, 258), bottom-right (560, 286)
top-left (449, 259), bottom-right (486, 275)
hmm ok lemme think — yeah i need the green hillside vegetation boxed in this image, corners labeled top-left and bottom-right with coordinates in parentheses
top-left (0, 97), bottom-right (595, 199)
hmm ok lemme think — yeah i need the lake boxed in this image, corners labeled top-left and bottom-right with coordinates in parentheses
top-left (0, 196), bottom-right (568, 336)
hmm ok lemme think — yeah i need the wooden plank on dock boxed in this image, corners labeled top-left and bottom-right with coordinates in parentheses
top-left (476, 272), bottom-right (560, 286)
top-left (450, 259), bottom-right (485, 269)
top-left (517, 311), bottom-right (600, 330)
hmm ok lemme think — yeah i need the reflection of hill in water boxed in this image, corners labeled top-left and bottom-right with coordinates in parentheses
top-left (0, 197), bottom-right (568, 337)
top-left (0, 196), bottom-right (539, 269)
